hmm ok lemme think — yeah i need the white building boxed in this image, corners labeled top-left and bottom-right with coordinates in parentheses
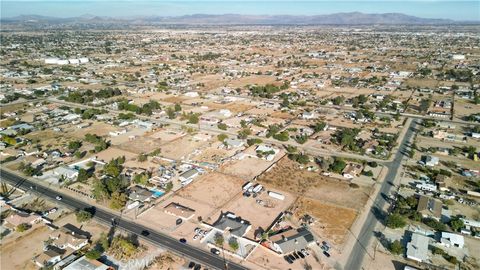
top-left (406, 233), bottom-right (430, 262)
top-left (440, 232), bottom-right (464, 248)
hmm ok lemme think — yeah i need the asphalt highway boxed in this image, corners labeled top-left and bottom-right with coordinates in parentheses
top-left (0, 169), bottom-right (248, 270)
top-left (344, 119), bottom-right (418, 270)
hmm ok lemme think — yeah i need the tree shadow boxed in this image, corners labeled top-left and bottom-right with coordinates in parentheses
top-left (371, 206), bottom-right (387, 226)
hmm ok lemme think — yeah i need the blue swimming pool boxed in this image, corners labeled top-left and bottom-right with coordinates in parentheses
top-left (151, 189), bottom-right (165, 198)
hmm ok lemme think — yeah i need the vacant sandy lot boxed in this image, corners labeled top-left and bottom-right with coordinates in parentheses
top-left (191, 144), bottom-right (236, 164)
top-left (160, 135), bottom-right (210, 160)
top-left (292, 198), bottom-right (358, 246)
top-left (95, 147), bottom-right (138, 163)
top-left (220, 154), bottom-right (284, 180)
top-left (148, 129), bottom-right (185, 142)
top-left (177, 172), bottom-right (243, 210)
top-left (67, 122), bottom-right (118, 139)
top-left (118, 136), bottom-right (162, 155)
top-left (259, 157), bottom-right (371, 210)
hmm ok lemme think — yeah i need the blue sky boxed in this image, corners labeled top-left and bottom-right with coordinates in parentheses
top-left (2, 1), bottom-right (479, 21)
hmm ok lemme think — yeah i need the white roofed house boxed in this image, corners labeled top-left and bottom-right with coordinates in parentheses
top-left (225, 138), bottom-right (245, 149)
top-left (440, 232), bottom-right (464, 248)
top-left (301, 111), bottom-right (315, 120)
top-left (406, 233), bottom-right (430, 263)
top-left (255, 144), bottom-right (279, 161)
top-left (269, 227), bottom-right (315, 254)
top-left (179, 168), bottom-right (199, 186)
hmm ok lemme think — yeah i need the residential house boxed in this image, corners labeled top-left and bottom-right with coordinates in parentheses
top-left (301, 111), bottom-right (315, 119)
top-left (225, 138), bottom-right (245, 149)
top-left (50, 224), bottom-right (90, 250)
top-left (270, 227), bottom-right (315, 254)
top-left (33, 246), bottom-right (65, 268)
top-left (179, 168), bottom-right (199, 186)
top-left (5, 211), bottom-right (42, 228)
top-left (164, 202), bottom-right (196, 220)
top-left (406, 233), bottom-right (430, 263)
top-left (440, 232), bottom-right (464, 248)
top-left (421, 156), bottom-right (439, 167)
top-left (342, 163), bottom-right (363, 179)
top-left (417, 195), bottom-right (442, 220)
top-left (128, 186), bottom-right (154, 203)
top-left (63, 255), bottom-right (112, 270)
top-left (212, 212), bottom-right (251, 237)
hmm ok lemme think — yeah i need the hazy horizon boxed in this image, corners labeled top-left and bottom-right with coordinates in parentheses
top-left (1, 1), bottom-right (479, 21)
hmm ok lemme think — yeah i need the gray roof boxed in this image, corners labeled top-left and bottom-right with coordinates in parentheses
top-left (180, 168), bottom-right (198, 180)
top-left (273, 228), bottom-right (315, 254)
top-left (406, 233), bottom-right (429, 262)
top-left (63, 256), bottom-right (110, 270)
top-left (128, 186), bottom-right (154, 202)
top-left (213, 213), bottom-right (251, 237)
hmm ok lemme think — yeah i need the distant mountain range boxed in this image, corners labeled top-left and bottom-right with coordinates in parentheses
top-left (2, 12), bottom-right (477, 25)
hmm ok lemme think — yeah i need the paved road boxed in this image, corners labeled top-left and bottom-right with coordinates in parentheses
top-left (0, 169), bottom-right (248, 270)
top-left (344, 119), bottom-right (418, 270)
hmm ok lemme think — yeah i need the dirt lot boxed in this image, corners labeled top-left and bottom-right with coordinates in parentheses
top-left (220, 154), bottom-right (284, 180)
top-left (118, 136), bottom-right (162, 155)
top-left (292, 198), bottom-right (358, 246)
top-left (95, 147), bottom-right (138, 163)
top-left (177, 171), bottom-right (244, 211)
top-left (259, 157), bottom-right (371, 210)
top-left (191, 143), bottom-right (236, 164)
top-left (67, 122), bottom-right (119, 139)
top-left (146, 252), bottom-right (187, 270)
top-left (0, 213), bottom-right (108, 270)
top-left (160, 135), bottom-right (210, 160)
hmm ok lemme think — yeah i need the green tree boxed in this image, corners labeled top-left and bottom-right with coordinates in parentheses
top-left (85, 249), bottom-right (102, 260)
top-left (449, 217), bottom-right (464, 232)
top-left (137, 153), bottom-right (148, 162)
top-left (133, 173), bottom-right (149, 186)
top-left (174, 103), bottom-right (182, 112)
top-left (76, 168), bottom-right (89, 183)
top-left (16, 223), bottom-right (30, 232)
top-left (238, 128), bottom-right (251, 139)
top-left (329, 158), bottom-right (347, 173)
top-left (109, 191), bottom-right (128, 210)
top-left (68, 140), bottom-right (82, 151)
top-left (214, 233), bottom-right (224, 247)
top-left (229, 238), bottom-right (239, 253)
top-left (390, 240), bottom-right (404, 255)
top-left (75, 210), bottom-right (93, 223)
top-left (187, 113), bottom-right (200, 124)
top-left (386, 213), bottom-right (406, 229)
top-left (217, 134), bottom-right (228, 142)
top-left (217, 123), bottom-right (228, 130)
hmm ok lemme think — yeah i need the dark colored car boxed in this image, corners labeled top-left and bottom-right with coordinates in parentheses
top-left (210, 248), bottom-right (220, 255)
top-left (141, 230), bottom-right (150, 236)
top-left (193, 264), bottom-right (201, 270)
top-left (288, 254), bottom-right (296, 261)
top-left (323, 251), bottom-right (331, 257)
top-left (297, 251), bottom-right (305, 258)
top-left (179, 238), bottom-right (187, 244)
top-left (188, 262), bottom-right (196, 269)
top-left (293, 252), bottom-right (300, 259)
top-left (284, 255), bottom-right (293, 264)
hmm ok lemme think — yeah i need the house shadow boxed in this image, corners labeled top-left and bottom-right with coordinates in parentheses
top-left (391, 260), bottom-right (408, 270)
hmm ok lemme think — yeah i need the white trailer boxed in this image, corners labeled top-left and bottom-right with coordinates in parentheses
top-left (252, 184), bottom-right (263, 193)
top-left (242, 182), bottom-right (253, 191)
top-left (268, 191), bottom-right (285, 201)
